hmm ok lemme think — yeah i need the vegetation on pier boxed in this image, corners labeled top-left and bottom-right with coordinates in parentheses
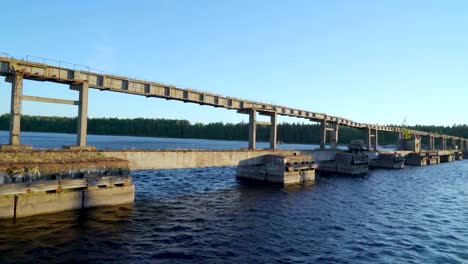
top-left (0, 114), bottom-right (467, 146)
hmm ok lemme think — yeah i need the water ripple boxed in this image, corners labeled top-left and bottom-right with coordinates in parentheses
top-left (0, 156), bottom-right (467, 263)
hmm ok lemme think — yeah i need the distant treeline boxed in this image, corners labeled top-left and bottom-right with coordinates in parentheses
top-left (0, 114), bottom-right (467, 146)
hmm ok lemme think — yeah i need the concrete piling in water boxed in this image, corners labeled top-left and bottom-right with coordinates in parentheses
top-left (236, 154), bottom-right (317, 184)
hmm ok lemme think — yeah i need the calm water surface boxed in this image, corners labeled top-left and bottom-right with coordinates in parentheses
top-left (0, 132), bottom-right (467, 263)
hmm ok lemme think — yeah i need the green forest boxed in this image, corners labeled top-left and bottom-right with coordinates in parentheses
top-left (0, 114), bottom-right (467, 146)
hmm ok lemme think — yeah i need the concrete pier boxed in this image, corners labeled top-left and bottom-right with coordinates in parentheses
top-left (370, 152), bottom-right (405, 169)
top-left (236, 154), bottom-right (317, 184)
top-left (318, 140), bottom-right (369, 175)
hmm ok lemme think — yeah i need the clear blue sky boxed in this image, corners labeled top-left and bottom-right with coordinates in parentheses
top-left (1, 0), bottom-right (467, 126)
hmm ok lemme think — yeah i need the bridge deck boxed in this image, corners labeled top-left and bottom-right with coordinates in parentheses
top-left (0, 55), bottom-right (454, 138)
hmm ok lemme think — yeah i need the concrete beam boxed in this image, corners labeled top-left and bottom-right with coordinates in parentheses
top-left (256, 121), bottom-right (271, 126)
top-left (22, 95), bottom-right (78, 105)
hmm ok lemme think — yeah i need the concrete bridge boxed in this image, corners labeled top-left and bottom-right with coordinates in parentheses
top-left (0, 54), bottom-right (467, 152)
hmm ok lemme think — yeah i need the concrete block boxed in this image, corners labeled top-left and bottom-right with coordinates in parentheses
top-left (0, 195), bottom-right (15, 219)
top-left (83, 185), bottom-right (135, 208)
top-left (16, 191), bottom-right (83, 218)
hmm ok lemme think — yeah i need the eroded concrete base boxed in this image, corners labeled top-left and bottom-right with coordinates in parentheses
top-left (370, 153), bottom-right (405, 169)
top-left (84, 185), bottom-right (135, 208)
top-left (0, 184), bottom-right (135, 220)
top-left (318, 152), bottom-right (369, 175)
top-left (236, 154), bottom-right (317, 184)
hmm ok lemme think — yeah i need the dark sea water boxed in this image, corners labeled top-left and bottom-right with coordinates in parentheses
top-left (0, 131), bottom-right (467, 263)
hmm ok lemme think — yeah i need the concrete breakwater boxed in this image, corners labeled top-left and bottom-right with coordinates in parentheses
top-left (0, 148), bottom-right (466, 219)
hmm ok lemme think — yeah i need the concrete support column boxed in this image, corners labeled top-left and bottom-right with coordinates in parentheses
top-left (7, 74), bottom-right (23, 145)
top-left (397, 131), bottom-right (404, 150)
top-left (429, 136), bottom-right (434, 150)
top-left (365, 127), bottom-right (371, 151)
top-left (319, 120), bottom-right (327, 150)
top-left (269, 112), bottom-right (277, 149)
top-left (330, 124), bottom-right (339, 150)
top-left (248, 109), bottom-right (257, 149)
top-left (73, 82), bottom-right (89, 147)
top-left (442, 137), bottom-right (447, 150)
top-left (373, 129), bottom-right (378, 151)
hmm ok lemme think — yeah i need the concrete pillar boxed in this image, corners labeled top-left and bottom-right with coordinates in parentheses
top-left (269, 112), bottom-right (277, 149)
top-left (364, 127), bottom-right (371, 151)
top-left (73, 82), bottom-right (89, 147)
top-left (7, 74), bottom-right (23, 145)
top-left (330, 124), bottom-right (339, 150)
top-left (429, 136), bottom-right (434, 150)
top-left (442, 137), bottom-right (447, 150)
top-left (248, 109), bottom-right (257, 149)
top-left (397, 131), bottom-right (404, 150)
top-left (319, 120), bottom-right (327, 150)
top-left (373, 129), bottom-right (378, 151)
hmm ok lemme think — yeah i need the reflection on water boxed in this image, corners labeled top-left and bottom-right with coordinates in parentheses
top-left (0, 205), bottom-right (134, 263)
top-left (1, 164), bottom-right (467, 263)
top-left (0, 132), bottom-right (467, 263)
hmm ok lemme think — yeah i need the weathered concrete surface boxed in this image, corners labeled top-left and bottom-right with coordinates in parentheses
top-left (99, 149), bottom-right (337, 170)
top-left (370, 153), bottom-right (405, 169)
top-left (0, 195), bottom-right (14, 219)
top-left (405, 153), bottom-right (427, 166)
top-left (236, 154), bottom-right (317, 184)
top-left (0, 180), bottom-right (135, 219)
top-left (16, 191), bottom-right (83, 218)
top-left (0, 149), bottom-right (337, 171)
top-left (319, 152), bottom-right (369, 175)
top-left (84, 185), bottom-right (135, 208)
